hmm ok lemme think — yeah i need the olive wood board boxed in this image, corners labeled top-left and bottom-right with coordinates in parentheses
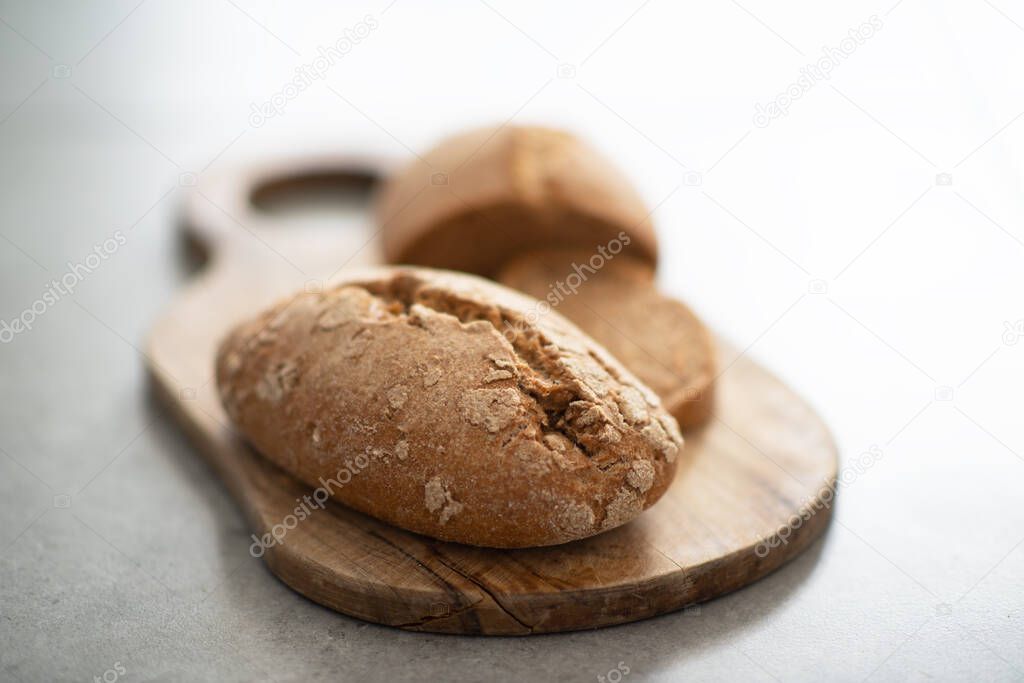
top-left (146, 158), bottom-right (839, 635)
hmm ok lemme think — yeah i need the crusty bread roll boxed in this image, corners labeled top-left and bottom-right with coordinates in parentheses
top-left (376, 126), bottom-right (659, 277)
top-left (498, 249), bottom-right (716, 429)
top-left (216, 267), bottom-right (682, 548)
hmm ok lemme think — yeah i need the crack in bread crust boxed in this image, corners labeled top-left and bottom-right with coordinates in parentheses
top-left (352, 272), bottom-right (666, 468)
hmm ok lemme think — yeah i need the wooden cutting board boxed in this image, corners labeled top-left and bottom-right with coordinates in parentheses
top-left (147, 158), bottom-right (838, 635)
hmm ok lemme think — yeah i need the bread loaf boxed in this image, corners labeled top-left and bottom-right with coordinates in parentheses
top-left (216, 267), bottom-right (682, 547)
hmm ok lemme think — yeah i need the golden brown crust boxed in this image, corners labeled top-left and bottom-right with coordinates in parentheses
top-left (498, 249), bottom-right (717, 429)
top-left (216, 266), bottom-right (682, 548)
top-left (376, 126), bottom-right (659, 277)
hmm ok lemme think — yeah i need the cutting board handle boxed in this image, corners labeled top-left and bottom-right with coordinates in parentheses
top-left (181, 155), bottom-right (395, 261)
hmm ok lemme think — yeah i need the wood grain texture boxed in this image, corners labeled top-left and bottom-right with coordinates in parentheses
top-left (147, 160), bottom-right (838, 634)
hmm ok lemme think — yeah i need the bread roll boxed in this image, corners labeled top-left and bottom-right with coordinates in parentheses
top-left (216, 267), bottom-right (682, 547)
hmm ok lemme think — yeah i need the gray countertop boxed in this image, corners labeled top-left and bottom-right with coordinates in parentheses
top-left (2, 2), bottom-right (1022, 681)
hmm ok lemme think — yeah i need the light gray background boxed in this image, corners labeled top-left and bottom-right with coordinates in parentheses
top-left (1, 1), bottom-right (1022, 681)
